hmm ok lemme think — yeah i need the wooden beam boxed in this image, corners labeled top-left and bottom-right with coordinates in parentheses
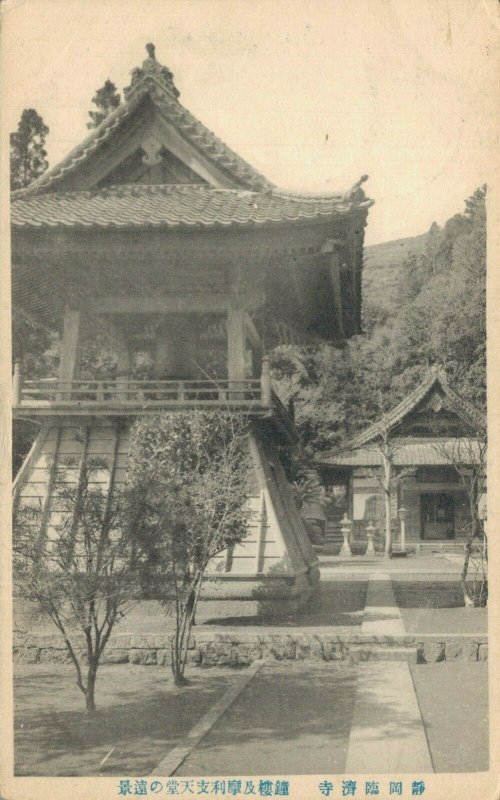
top-left (58, 307), bottom-right (81, 383)
top-left (91, 294), bottom-right (229, 315)
top-left (153, 116), bottom-right (242, 189)
top-left (13, 424), bottom-right (49, 512)
top-left (58, 106), bottom-right (154, 191)
top-left (36, 426), bottom-right (62, 556)
top-left (91, 292), bottom-right (265, 316)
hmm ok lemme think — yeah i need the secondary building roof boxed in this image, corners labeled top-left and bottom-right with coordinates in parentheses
top-left (318, 369), bottom-right (486, 469)
top-left (322, 438), bottom-right (485, 467)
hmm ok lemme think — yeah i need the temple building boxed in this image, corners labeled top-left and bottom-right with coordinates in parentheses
top-left (317, 370), bottom-right (486, 553)
top-left (12, 44), bottom-right (372, 612)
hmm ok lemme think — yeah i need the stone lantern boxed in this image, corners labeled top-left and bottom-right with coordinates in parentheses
top-left (339, 513), bottom-right (353, 557)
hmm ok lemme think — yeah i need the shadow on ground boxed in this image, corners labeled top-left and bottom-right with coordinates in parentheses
top-left (14, 665), bottom-right (232, 776)
top-left (202, 581), bottom-right (368, 627)
top-left (175, 662), bottom-right (428, 776)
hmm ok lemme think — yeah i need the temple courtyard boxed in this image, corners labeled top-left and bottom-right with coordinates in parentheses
top-left (13, 552), bottom-right (488, 777)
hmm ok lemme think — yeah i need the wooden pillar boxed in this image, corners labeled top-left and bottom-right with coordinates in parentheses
top-left (227, 308), bottom-right (246, 383)
top-left (12, 360), bottom-right (23, 406)
top-left (58, 307), bottom-right (81, 386)
top-left (244, 312), bottom-right (263, 378)
top-left (348, 224), bottom-right (361, 334)
top-left (260, 356), bottom-right (272, 406)
top-left (155, 329), bottom-right (177, 376)
top-left (321, 240), bottom-right (345, 338)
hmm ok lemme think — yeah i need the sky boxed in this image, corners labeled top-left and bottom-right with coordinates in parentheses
top-left (1, 0), bottom-right (498, 244)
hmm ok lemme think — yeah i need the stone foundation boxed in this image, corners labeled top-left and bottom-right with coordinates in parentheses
top-left (13, 631), bottom-right (487, 666)
top-left (198, 568), bottom-right (320, 618)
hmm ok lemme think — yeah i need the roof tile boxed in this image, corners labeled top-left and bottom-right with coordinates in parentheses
top-left (11, 184), bottom-right (371, 230)
top-left (319, 439), bottom-right (484, 467)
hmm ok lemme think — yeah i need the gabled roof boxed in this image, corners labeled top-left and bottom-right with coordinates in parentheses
top-left (319, 368), bottom-right (485, 466)
top-left (11, 183), bottom-right (372, 230)
top-left (12, 44), bottom-right (274, 198)
top-left (12, 43), bottom-right (373, 238)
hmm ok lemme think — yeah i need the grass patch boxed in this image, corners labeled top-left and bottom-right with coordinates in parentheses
top-left (393, 581), bottom-right (465, 608)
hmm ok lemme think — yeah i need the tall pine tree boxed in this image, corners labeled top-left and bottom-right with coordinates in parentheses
top-left (10, 109), bottom-right (49, 190)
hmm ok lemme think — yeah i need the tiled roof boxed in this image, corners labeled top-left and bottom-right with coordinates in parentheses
top-left (11, 184), bottom-right (372, 230)
top-left (12, 48), bottom-right (274, 198)
top-left (318, 439), bottom-right (484, 467)
top-left (335, 369), bottom-right (485, 452)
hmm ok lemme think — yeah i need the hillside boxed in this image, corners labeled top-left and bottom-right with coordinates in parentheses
top-left (363, 232), bottom-right (428, 313)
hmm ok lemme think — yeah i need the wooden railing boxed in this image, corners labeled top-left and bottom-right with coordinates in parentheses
top-left (17, 377), bottom-right (267, 407)
top-left (12, 358), bottom-right (297, 438)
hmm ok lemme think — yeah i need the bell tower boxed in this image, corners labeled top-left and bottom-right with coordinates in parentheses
top-left (12, 45), bottom-right (372, 615)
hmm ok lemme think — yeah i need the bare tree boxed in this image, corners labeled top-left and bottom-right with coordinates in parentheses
top-left (14, 457), bottom-right (143, 712)
top-left (365, 409), bottom-right (412, 557)
top-left (432, 433), bottom-right (487, 606)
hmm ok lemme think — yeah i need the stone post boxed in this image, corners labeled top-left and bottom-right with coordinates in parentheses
top-left (398, 507), bottom-right (407, 552)
top-left (366, 521), bottom-right (376, 556)
top-left (339, 513), bottom-right (352, 557)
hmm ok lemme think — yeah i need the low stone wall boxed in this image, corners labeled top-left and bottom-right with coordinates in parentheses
top-left (13, 631), bottom-right (488, 666)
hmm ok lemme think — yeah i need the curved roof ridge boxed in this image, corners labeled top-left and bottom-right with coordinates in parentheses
top-left (12, 46), bottom-right (275, 199)
top-left (272, 177), bottom-right (373, 204)
top-left (272, 189), bottom-right (345, 200)
top-left (14, 182), bottom-right (373, 202)
top-left (11, 183), bottom-right (373, 230)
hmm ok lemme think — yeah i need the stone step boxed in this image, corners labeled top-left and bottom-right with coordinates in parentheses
top-left (349, 645), bottom-right (417, 665)
top-left (418, 542), bottom-right (465, 553)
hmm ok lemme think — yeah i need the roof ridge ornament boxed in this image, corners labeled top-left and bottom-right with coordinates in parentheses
top-left (124, 43), bottom-right (180, 100)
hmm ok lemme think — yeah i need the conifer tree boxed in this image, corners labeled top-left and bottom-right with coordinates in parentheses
top-left (87, 80), bottom-right (121, 129)
top-left (10, 109), bottom-right (49, 190)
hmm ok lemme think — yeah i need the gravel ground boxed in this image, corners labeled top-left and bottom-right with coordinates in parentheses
top-left (176, 662), bottom-right (358, 776)
top-left (13, 659), bottom-right (489, 777)
top-left (13, 663), bottom-right (236, 776)
top-left (401, 607), bottom-right (487, 634)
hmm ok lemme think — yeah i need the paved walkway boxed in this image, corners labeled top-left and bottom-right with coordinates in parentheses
top-left (345, 662), bottom-right (433, 773)
top-left (318, 552), bottom-right (466, 577)
top-left (150, 560), bottom-right (487, 777)
top-left (168, 573), bottom-right (433, 776)
top-left (172, 663), bottom-right (358, 776)
top-left (361, 573), bottom-right (405, 635)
